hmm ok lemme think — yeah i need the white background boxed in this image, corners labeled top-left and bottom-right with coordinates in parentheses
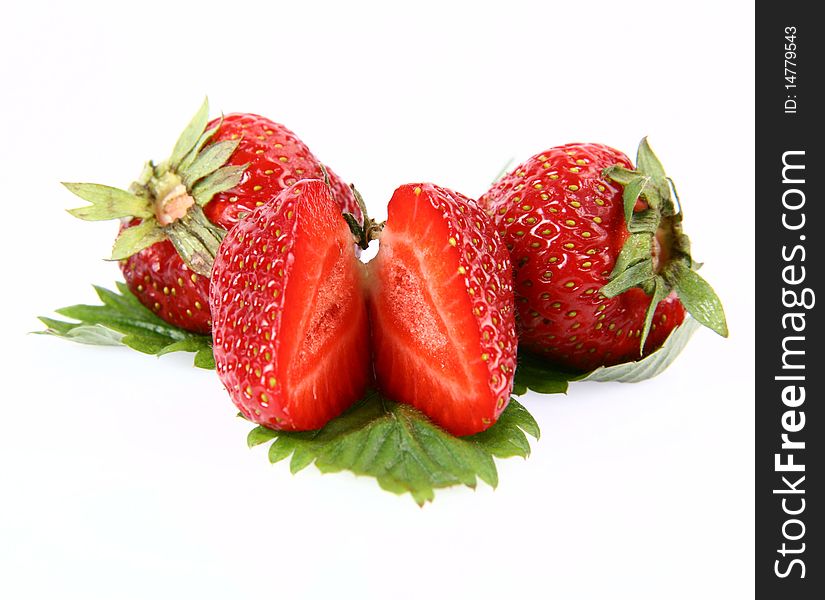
top-left (1, 1), bottom-right (754, 598)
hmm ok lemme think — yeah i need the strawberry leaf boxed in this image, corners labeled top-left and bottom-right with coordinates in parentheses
top-left (37, 283), bottom-right (213, 368)
top-left (580, 317), bottom-right (700, 382)
top-left (38, 282), bottom-right (539, 504)
top-left (246, 391), bottom-right (539, 505)
top-left (512, 352), bottom-right (579, 396)
top-left (512, 317), bottom-right (701, 394)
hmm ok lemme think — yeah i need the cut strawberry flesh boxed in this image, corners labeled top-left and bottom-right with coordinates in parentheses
top-left (278, 219), bottom-right (369, 428)
top-left (211, 180), bottom-right (369, 431)
top-left (369, 184), bottom-right (517, 436)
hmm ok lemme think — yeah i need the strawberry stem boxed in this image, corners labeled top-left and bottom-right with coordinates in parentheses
top-left (346, 184), bottom-right (384, 250)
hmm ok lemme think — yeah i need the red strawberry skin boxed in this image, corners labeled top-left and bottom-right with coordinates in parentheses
top-left (121, 226), bottom-right (212, 333)
top-left (479, 143), bottom-right (685, 371)
top-left (202, 113), bottom-right (360, 229)
top-left (369, 184), bottom-right (517, 436)
top-left (210, 179), bottom-right (370, 430)
top-left (121, 113), bottom-right (359, 334)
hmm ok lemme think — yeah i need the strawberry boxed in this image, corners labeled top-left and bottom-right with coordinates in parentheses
top-left (210, 179), bottom-right (370, 430)
top-left (64, 100), bottom-right (359, 334)
top-left (369, 184), bottom-right (517, 436)
top-left (479, 139), bottom-right (727, 371)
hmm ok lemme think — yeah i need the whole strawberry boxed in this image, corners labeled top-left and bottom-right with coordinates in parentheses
top-left (210, 179), bottom-right (370, 430)
top-left (64, 100), bottom-right (360, 334)
top-left (479, 139), bottom-right (727, 371)
top-left (369, 183), bottom-right (517, 435)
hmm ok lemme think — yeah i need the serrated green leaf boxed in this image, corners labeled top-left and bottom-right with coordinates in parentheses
top-left (194, 347), bottom-right (216, 370)
top-left (156, 338), bottom-right (209, 355)
top-left (512, 351), bottom-right (578, 396)
top-left (248, 391), bottom-right (539, 505)
top-left (65, 183), bottom-right (154, 221)
top-left (110, 218), bottom-right (166, 260)
top-left (674, 268), bottom-right (729, 337)
top-left (247, 426), bottom-right (279, 448)
top-left (120, 331), bottom-right (180, 355)
top-left (580, 317), bottom-right (701, 382)
top-left (181, 139), bottom-right (241, 188)
top-left (169, 98), bottom-right (210, 169)
top-left (511, 318), bottom-right (701, 393)
top-left (269, 437), bottom-right (300, 464)
top-left (37, 318), bottom-right (125, 346)
top-left (39, 284), bottom-right (212, 368)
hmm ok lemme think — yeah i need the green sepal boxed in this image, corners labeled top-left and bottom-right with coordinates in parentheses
top-left (602, 164), bottom-right (638, 186)
top-left (37, 282), bottom-right (213, 368)
top-left (164, 204), bottom-right (225, 277)
top-left (168, 98), bottom-right (210, 169)
top-left (110, 218), bottom-right (166, 260)
top-left (64, 183), bottom-right (153, 221)
top-left (672, 266), bottom-right (729, 337)
top-left (601, 138), bottom-right (728, 342)
top-left (635, 137), bottom-right (667, 182)
top-left (627, 209), bottom-right (660, 234)
top-left (640, 276), bottom-right (669, 352)
top-left (610, 232), bottom-right (652, 278)
top-left (347, 184), bottom-right (382, 249)
top-left (319, 163), bottom-right (332, 186)
top-left (343, 213), bottom-right (365, 246)
top-left (181, 138), bottom-right (242, 188)
top-left (66, 100), bottom-right (248, 279)
top-left (601, 260), bottom-right (652, 298)
top-left (191, 163), bottom-right (248, 206)
top-left (621, 175), bottom-right (649, 223)
top-left (178, 117), bottom-right (223, 173)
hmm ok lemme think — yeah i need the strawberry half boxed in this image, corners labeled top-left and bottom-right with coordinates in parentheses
top-left (210, 179), bottom-right (369, 430)
top-left (369, 184), bottom-right (517, 436)
top-left (480, 139), bottom-right (727, 371)
top-left (64, 100), bottom-right (359, 334)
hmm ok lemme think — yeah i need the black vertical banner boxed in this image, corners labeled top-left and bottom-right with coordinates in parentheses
top-left (755, 3), bottom-right (822, 598)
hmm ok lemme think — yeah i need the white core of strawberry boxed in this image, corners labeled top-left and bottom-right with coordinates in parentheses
top-left (156, 183), bottom-right (195, 226)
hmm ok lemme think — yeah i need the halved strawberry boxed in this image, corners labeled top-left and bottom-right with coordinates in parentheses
top-left (368, 184), bottom-right (517, 436)
top-left (210, 179), bottom-right (369, 430)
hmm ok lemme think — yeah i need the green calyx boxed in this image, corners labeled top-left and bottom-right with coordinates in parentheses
top-left (601, 138), bottom-right (728, 351)
top-left (64, 98), bottom-right (247, 276)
